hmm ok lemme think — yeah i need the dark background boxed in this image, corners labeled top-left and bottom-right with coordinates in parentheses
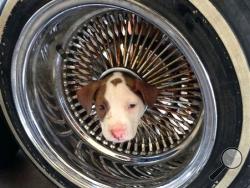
top-left (0, 151), bottom-right (56, 188)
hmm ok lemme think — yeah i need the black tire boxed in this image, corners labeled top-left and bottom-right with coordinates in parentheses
top-left (0, 0), bottom-right (249, 187)
top-left (0, 108), bottom-right (18, 169)
top-left (211, 1), bottom-right (250, 187)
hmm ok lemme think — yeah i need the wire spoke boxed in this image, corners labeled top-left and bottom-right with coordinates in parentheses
top-left (62, 10), bottom-right (203, 157)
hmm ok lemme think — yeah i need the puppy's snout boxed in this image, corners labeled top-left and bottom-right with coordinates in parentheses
top-left (110, 125), bottom-right (126, 140)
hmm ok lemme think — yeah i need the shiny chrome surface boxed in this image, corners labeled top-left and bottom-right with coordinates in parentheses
top-left (61, 10), bottom-right (203, 160)
top-left (0, 0), bottom-right (7, 14)
top-left (11, 0), bottom-right (217, 187)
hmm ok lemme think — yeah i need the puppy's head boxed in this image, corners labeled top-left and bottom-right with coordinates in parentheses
top-left (76, 72), bottom-right (158, 143)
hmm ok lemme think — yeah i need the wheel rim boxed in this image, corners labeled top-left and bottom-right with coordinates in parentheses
top-left (11, 1), bottom-right (217, 187)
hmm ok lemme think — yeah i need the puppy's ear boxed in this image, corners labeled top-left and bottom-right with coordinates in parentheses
top-left (76, 81), bottom-right (101, 114)
top-left (134, 80), bottom-right (159, 107)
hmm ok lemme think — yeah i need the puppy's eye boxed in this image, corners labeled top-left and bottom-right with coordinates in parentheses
top-left (98, 105), bottom-right (105, 111)
top-left (128, 104), bottom-right (137, 109)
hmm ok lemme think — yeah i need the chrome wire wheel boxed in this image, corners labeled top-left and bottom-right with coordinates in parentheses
top-left (11, 0), bottom-right (217, 187)
top-left (62, 10), bottom-right (203, 159)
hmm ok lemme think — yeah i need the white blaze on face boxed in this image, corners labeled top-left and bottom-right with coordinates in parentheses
top-left (101, 72), bottom-right (145, 143)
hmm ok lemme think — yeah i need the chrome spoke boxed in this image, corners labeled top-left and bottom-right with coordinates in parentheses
top-left (63, 10), bottom-right (203, 157)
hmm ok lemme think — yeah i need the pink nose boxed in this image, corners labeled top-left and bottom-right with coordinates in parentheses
top-left (111, 127), bottom-right (125, 139)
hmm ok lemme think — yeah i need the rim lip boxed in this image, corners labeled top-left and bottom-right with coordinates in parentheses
top-left (10, 0), bottom-right (217, 187)
top-left (100, 67), bottom-right (141, 79)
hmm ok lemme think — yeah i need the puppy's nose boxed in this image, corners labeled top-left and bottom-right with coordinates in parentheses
top-left (111, 127), bottom-right (125, 140)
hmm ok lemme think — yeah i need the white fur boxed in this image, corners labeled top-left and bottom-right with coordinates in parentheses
top-left (101, 72), bottom-right (145, 143)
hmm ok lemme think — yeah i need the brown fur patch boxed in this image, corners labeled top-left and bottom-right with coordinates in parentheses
top-left (95, 84), bottom-right (109, 121)
top-left (123, 74), bottom-right (136, 90)
top-left (111, 78), bottom-right (122, 86)
top-left (123, 73), bottom-right (159, 107)
top-left (77, 80), bottom-right (102, 115)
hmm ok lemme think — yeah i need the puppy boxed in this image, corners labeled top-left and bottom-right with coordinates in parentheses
top-left (76, 72), bottom-right (158, 143)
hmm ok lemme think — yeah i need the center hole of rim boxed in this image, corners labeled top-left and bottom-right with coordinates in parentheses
top-left (99, 67), bottom-right (142, 80)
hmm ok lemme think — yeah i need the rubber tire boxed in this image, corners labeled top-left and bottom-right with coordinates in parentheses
top-left (0, 0), bottom-right (249, 187)
top-left (210, 1), bottom-right (250, 187)
top-left (0, 0), bottom-right (18, 171)
top-left (0, 108), bottom-right (18, 169)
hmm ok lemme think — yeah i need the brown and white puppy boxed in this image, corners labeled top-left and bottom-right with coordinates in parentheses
top-left (76, 72), bottom-right (158, 143)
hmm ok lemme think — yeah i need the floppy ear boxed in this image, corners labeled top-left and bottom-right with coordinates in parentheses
top-left (134, 80), bottom-right (159, 107)
top-left (76, 81), bottom-right (101, 115)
